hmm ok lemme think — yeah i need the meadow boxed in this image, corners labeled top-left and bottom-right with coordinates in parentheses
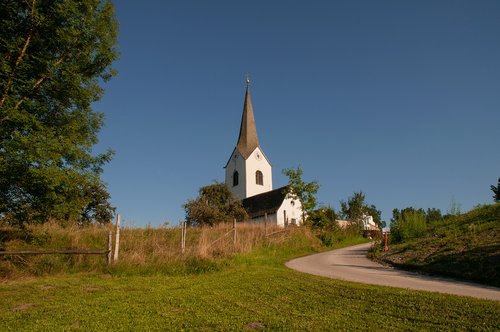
top-left (1, 223), bottom-right (499, 330)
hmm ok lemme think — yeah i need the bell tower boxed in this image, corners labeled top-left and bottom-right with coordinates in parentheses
top-left (224, 79), bottom-right (272, 200)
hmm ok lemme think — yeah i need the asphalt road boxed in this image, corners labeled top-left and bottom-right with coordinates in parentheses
top-left (286, 242), bottom-right (500, 301)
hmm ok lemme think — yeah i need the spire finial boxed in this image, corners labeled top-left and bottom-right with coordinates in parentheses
top-left (245, 72), bottom-right (251, 87)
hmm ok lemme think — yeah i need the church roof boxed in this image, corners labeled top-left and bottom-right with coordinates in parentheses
top-left (236, 85), bottom-right (260, 159)
top-left (242, 186), bottom-right (289, 218)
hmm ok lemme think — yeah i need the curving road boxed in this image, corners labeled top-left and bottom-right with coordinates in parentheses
top-left (286, 242), bottom-right (500, 301)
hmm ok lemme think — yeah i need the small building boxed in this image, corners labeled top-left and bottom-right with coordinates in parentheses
top-left (242, 186), bottom-right (303, 227)
top-left (336, 215), bottom-right (380, 231)
top-left (224, 80), bottom-right (303, 227)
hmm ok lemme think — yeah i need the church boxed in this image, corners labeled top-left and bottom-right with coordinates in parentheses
top-left (224, 80), bottom-right (303, 227)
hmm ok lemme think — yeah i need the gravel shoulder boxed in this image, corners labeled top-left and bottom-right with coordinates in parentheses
top-left (286, 242), bottom-right (500, 301)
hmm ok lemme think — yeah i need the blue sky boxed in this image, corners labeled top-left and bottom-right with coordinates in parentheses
top-left (94, 1), bottom-right (500, 227)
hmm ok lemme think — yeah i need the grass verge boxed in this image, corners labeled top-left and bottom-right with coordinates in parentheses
top-left (1, 236), bottom-right (498, 331)
top-left (372, 204), bottom-right (500, 287)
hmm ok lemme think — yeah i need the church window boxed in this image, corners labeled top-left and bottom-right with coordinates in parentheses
top-left (233, 171), bottom-right (239, 186)
top-left (256, 170), bottom-right (263, 185)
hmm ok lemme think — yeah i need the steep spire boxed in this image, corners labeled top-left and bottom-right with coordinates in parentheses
top-left (236, 81), bottom-right (260, 159)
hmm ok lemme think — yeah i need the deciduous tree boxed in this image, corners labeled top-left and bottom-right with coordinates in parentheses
top-left (0, 0), bottom-right (118, 226)
top-left (282, 167), bottom-right (320, 222)
top-left (340, 191), bottom-right (383, 230)
top-left (184, 182), bottom-right (248, 227)
top-left (308, 206), bottom-right (338, 230)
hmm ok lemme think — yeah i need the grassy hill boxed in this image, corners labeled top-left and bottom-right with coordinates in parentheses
top-left (1, 228), bottom-right (498, 330)
top-left (374, 204), bottom-right (500, 287)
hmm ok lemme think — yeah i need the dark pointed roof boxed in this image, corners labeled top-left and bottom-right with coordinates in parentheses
top-left (242, 186), bottom-right (288, 218)
top-left (236, 85), bottom-right (259, 159)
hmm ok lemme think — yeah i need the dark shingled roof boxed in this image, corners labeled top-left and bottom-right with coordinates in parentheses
top-left (242, 186), bottom-right (289, 218)
top-left (236, 86), bottom-right (259, 159)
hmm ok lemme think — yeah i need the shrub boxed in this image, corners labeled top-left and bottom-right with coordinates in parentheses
top-left (391, 210), bottom-right (427, 243)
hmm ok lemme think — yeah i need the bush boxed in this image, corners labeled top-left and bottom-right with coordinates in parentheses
top-left (391, 210), bottom-right (427, 243)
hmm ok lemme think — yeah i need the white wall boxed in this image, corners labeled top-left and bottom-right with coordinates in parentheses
top-left (225, 148), bottom-right (246, 200)
top-left (246, 197), bottom-right (302, 228)
top-left (276, 197), bottom-right (302, 227)
top-left (245, 147), bottom-right (272, 198)
top-left (249, 212), bottom-right (278, 225)
top-left (225, 146), bottom-right (272, 200)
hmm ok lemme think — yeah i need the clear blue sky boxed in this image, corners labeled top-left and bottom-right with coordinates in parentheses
top-left (93, 0), bottom-right (500, 227)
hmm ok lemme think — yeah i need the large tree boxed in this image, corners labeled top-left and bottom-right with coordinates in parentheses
top-left (0, 0), bottom-right (118, 226)
top-left (282, 167), bottom-right (320, 222)
top-left (184, 182), bottom-right (248, 227)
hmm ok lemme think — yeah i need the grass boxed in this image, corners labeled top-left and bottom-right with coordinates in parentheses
top-left (0, 223), bottom-right (325, 278)
top-left (1, 222), bottom-right (498, 330)
top-left (1, 244), bottom-right (499, 331)
top-left (373, 203), bottom-right (500, 287)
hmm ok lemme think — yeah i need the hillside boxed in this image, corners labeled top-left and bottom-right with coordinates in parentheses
top-left (375, 204), bottom-right (500, 287)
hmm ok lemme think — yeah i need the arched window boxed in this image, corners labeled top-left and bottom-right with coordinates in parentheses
top-left (256, 170), bottom-right (263, 185)
top-left (233, 171), bottom-right (239, 187)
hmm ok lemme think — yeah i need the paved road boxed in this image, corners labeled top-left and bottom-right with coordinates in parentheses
top-left (286, 242), bottom-right (500, 301)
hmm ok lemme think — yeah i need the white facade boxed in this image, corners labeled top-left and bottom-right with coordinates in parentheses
top-left (248, 197), bottom-right (303, 227)
top-left (225, 146), bottom-right (272, 200)
top-left (225, 82), bottom-right (303, 228)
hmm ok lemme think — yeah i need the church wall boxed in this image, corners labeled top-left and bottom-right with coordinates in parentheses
top-left (247, 212), bottom-right (278, 226)
top-left (245, 147), bottom-right (273, 198)
top-left (276, 198), bottom-right (303, 227)
top-left (225, 148), bottom-right (246, 200)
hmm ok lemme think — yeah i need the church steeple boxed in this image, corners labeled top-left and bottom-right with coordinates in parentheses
top-left (236, 81), bottom-right (259, 159)
top-left (225, 79), bottom-right (272, 200)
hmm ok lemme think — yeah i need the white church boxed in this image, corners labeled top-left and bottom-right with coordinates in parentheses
top-left (224, 80), bottom-right (303, 227)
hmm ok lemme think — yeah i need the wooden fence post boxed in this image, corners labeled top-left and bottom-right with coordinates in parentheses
top-left (233, 218), bottom-right (237, 245)
top-left (107, 231), bottom-right (112, 265)
top-left (181, 221), bottom-right (186, 254)
top-left (113, 214), bottom-right (120, 262)
top-left (264, 213), bottom-right (268, 235)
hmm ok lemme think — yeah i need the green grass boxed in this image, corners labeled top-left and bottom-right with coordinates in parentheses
top-left (1, 239), bottom-right (499, 331)
top-left (374, 204), bottom-right (500, 287)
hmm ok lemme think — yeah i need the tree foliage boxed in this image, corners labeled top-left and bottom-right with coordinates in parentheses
top-left (184, 182), bottom-right (248, 227)
top-left (0, 0), bottom-right (118, 226)
top-left (308, 206), bottom-right (338, 230)
top-left (282, 167), bottom-right (320, 222)
top-left (390, 209), bottom-right (427, 243)
top-left (340, 191), bottom-right (383, 230)
top-left (491, 178), bottom-right (500, 203)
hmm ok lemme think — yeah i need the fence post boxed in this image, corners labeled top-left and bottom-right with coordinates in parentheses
top-left (233, 218), bottom-right (237, 245)
top-left (264, 213), bottom-right (268, 235)
top-left (113, 214), bottom-right (121, 262)
top-left (181, 221), bottom-right (186, 254)
top-left (107, 230), bottom-right (112, 265)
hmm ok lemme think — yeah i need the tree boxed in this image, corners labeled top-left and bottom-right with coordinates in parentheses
top-left (390, 209), bottom-right (427, 243)
top-left (282, 167), bottom-right (320, 222)
top-left (308, 206), bottom-right (338, 230)
top-left (340, 191), bottom-right (366, 229)
top-left (425, 207), bottom-right (443, 223)
top-left (340, 191), bottom-right (383, 231)
top-left (491, 178), bottom-right (500, 203)
top-left (0, 0), bottom-right (118, 226)
top-left (184, 182), bottom-right (248, 227)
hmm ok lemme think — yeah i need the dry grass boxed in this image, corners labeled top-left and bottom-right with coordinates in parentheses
top-left (0, 222), bottom-right (320, 278)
